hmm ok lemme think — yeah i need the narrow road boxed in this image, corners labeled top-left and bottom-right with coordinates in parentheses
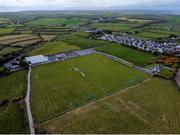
top-left (25, 67), bottom-right (35, 134)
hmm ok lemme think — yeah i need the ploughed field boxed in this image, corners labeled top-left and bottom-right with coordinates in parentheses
top-left (38, 78), bottom-right (180, 134)
top-left (31, 53), bottom-right (150, 122)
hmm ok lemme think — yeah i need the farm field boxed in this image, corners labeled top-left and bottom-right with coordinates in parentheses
top-left (10, 38), bottom-right (41, 47)
top-left (0, 27), bottom-right (15, 34)
top-left (38, 78), bottom-right (180, 134)
top-left (146, 29), bottom-right (180, 36)
top-left (26, 18), bottom-right (88, 26)
top-left (0, 103), bottom-right (29, 134)
top-left (117, 17), bottom-right (153, 23)
top-left (31, 53), bottom-right (150, 122)
top-left (0, 34), bottom-right (33, 41)
top-left (29, 42), bottom-right (80, 55)
top-left (33, 27), bottom-right (71, 35)
top-left (14, 29), bottom-right (33, 34)
top-left (137, 31), bottom-right (170, 39)
top-left (0, 35), bottom-right (40, 45)
top-left (40, 35), bottom-right (57, 41)
top-left (57, 35), bottom-right (113, 49)
top-left (96, 44), bottom-right (156, 66)
top-left (0, 47), bottom-right (21, 55)
top-left (91, 23), bottom-right (134, 31)
top-left (0, 71), bottom-right (26, 101)
top-left (70, 31), bottom-right (90, 38)
top-left (0, 18), bottom-right (11, 24)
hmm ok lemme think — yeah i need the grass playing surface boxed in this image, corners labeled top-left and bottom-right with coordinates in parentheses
top-left (31, 53), bottom-right (149, 122)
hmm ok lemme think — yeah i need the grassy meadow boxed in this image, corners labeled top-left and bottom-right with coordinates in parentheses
top-left (96, 44), bottom-right (156, 66)
top-left (0, 71), bottom-right (26, 101)
top-left (38, 78), bottom-right (180, 134)
top-left (29, 42), bottom-right (79, 56)
top-left (0, 103), bottom-right (29, 134)
top-left (26, 18), bottom-right (88, 26)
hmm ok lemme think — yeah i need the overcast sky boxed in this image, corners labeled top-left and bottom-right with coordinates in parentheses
top-left (0, 0), bottom-right (179, 11)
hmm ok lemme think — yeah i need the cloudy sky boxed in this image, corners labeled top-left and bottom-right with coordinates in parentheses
top-left (0, 0), bottom-right (179, 11)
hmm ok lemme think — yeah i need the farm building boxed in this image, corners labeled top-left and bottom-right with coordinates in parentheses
top-left (25, 55), bottom-right (49, 65)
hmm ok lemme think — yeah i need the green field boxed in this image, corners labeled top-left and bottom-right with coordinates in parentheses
top-left (70, 31), bottom-right (90, 38)
top-left (96, 44), bottom-right (156, 66)
top-left (0, 71), bottom-right (26, 101)
top-left (157, 67), bottom-right (174, 79)
top-left (0, 27), bottom-right (15, 34)
top-left (38, 78), bottom-right (180, 134)
top-left (91, 23), bottom-right (134, 31)
top-left (57, 35), bottom-right (113, 49)
top-left (118, 17), bottom-right (153, 23)
top-left (26, 18), bottom-right (88, 26)
top-left (146, 29), bottom-right (180, 36)
top-left (0, 47), bottom-right (22, 56)
top-left (0, 103), bottom-right (29, 134)
top-left (29, 42), bottom-right (79, 56)
top-left (0, 18), bottom-right (11, 24)
top-left (137, 31), bottom-right (170, 39)
top-left (40, 35), bottom-right (57, 41)
top-left (31, 53), bottom-right (149, 122)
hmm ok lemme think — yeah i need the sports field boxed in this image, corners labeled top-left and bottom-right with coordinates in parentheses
top-left (0, 103), bottom-right (29, 134)
top-left (38, 78), bottom-right (180, 134)
top-left (0, 71), bottom-right (26, 101)
top-left (29, 42), bottom-right (80, 55)
top-left (31, 53), bottom-right (149, 122)
top-left (96, 44), bottom-right (156, 66)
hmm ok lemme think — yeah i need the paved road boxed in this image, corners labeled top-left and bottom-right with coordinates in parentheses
top-left (25, 67), bottom-right (35, 134)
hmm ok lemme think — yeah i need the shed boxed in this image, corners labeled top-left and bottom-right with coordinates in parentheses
top-left (25, 55), bottom-right (49, 65)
